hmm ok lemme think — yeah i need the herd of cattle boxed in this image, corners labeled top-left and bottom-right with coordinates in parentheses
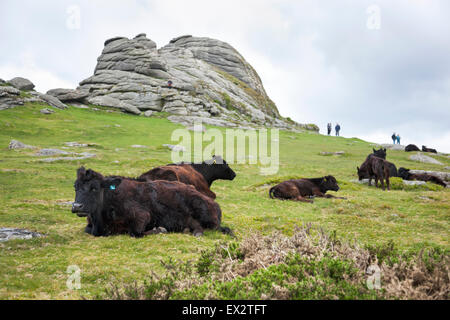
top-left (71, 147), bottom-right (446, 238)
top-left (356, 148), bottom-right (446, 190)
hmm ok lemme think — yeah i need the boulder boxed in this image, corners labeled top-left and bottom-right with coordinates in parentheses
top-left (409, 153), bottom-right (443, 165)
top-left (38, 94), bottom-right (68, 110)
top-left (163, 144), bottom-right (186, 152)
top-left (46, 88), bottom-right (88, 102)
top-left (40, 108), bottom-right (55, 114)
top-left (0, 228), bottom-right (43, 242)
top-left (8, 139), bottom-right (35, 150)
top-left (8, 77), bottom-right (35, 91)
top-left (143, 110), bottom-right (154, 117)
top-left (86, 95), bottom-right (141, 114)
top-left (35, 148), bottom-right (70, 156)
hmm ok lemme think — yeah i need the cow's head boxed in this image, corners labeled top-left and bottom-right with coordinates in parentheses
top-left (72, 167), bottom-right (122, 235)
top-left (397, 167), bottom-right (410, 180)
top-left (372, 148), bottom-right (387, 159)
top-left (204, 155), bottom-right (236, 181)
top-left (320, 175), bottom-right (339, 192)
top-left (356, 166), bottom-right (367, 181)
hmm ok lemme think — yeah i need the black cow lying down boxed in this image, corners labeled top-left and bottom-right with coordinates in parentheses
top-left (422, 146), bottom-right (437, 153)
top-left (72, 167), bottom-right (232, 237)
top-left (269, 175), bottom-right (345, 202)
top-left (398, 167), bottom-right (447, 187)
top-left (405, 144), bottom-right (420, 152)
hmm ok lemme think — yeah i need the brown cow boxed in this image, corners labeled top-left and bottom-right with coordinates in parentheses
top-left (269, 176), bottom-right (344, 202)
top-left (138, 155), bottom-right (236, 199)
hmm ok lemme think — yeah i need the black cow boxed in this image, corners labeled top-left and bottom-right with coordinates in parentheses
top-left (405, 144), bottom-right (420, 152)
top-left (372, 148), bottom-right (387, 159)
top-left (72, 167), bottom-right (232, 237)
top-left (360, 151), bottom-right (398, 178)
top-left (398, 167), bottom-right (447, 187)
top-left (422, 146), bottom-right (437, 153)
top-left (269, 175), bottom-right (345, 202)
top-left (357, 155), bottom-right (390, 190)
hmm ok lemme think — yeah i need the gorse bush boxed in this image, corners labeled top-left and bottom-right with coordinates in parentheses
top-left (104, 226), bottom-right (449, 300)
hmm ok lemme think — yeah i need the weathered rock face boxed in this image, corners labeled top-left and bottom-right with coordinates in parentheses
top-left (77, 33), bottom-right (315, 131)
top-left (8, 77), bottom-right (35, 91)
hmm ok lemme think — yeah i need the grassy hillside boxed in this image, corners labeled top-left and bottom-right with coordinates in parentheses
top-left (0, 102), bottom-right (448, 299)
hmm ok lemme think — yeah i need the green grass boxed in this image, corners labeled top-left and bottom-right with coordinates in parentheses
top-left (0, 102), bottom-right (449, 299)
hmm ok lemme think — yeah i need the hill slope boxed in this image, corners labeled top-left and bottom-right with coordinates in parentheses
top-left (0, 102), bottom-right (448, 299)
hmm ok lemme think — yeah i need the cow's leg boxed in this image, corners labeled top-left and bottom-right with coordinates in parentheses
top-left (368, 177), bottom-right (372, 186)
top-left (127, 206), bottom-right (151, 238)
top-left (187, 217), bottom-right (204, 237)
top-left (380, 176), bottom-right (385, 190)
top-left (295, 195), bottom-right (313, 203)
top-left (84, 216), bottom-right (93, 234)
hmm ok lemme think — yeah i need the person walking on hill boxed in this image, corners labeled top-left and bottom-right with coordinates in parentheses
top-left (335, 123), bottom-right (341, 136)
top-left (391, 133), bottom-right (396, 144)
top-left (396, 134), bottom-right (401, 145)
top-left (327, 123), bottom-right (332, 135)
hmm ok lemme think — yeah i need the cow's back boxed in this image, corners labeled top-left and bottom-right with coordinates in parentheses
top-left (139, 165), bottom-right (216, 199)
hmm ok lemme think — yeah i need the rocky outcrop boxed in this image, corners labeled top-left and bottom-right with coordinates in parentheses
top-left (46, 88), bottom-right (88, 102)
top-left (76, 33), bottom-right (315, 131)
top-left (8, 77), bottom-right (35, 91)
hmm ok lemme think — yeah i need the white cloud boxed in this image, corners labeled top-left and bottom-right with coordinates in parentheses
top-left (0, 51), bottom-right (75, 92)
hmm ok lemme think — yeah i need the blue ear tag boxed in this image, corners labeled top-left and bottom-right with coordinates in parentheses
top-left (110, 185), bottom-right (116, 190)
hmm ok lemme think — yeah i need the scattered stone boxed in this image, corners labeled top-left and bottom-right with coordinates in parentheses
top-left (35, 148), bottom-right (70, 156)
top-left (40, 108), bottom-right (55, 114)
top-left (39, 153), bottom-right (96, 162)
top-left (320, 151), bottom-right (345, 156)
top-left (8, 77), bottom-right (35, 91)
top-left (131, 144), bottom-right (148, 148)
top-left (8, 139), bottom-right (35, 150)
top-left (409, 153), bottom-right (443, 165)
top-left (163, 144), bottom-right (186, 152)
top-left (64, 142), bottom-right (88, 147)
top-left (0, 228), bottom-right (43, 242)
top-left (143, 110), bottom-right (154, 117)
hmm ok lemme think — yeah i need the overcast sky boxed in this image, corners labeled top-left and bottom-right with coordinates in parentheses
top-left (1, 0), bottom-right (449, 152)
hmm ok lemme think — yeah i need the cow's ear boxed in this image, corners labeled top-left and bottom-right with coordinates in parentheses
top-left (85, 169), bottom-right (94, 179)
top-left (101, 178), bottom-right (122, 190)
top-left (373, 148), bottom-right (376, 152)
top-left (384, 148), bottom-right (386, 152)
top-left (77, 166), bottom-right (86, 179)
top-left (357, 166), bottom-right (360, 171)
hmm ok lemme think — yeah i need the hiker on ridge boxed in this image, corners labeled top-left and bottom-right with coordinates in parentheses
top-left (335, 123), bottom-right (341, 136)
